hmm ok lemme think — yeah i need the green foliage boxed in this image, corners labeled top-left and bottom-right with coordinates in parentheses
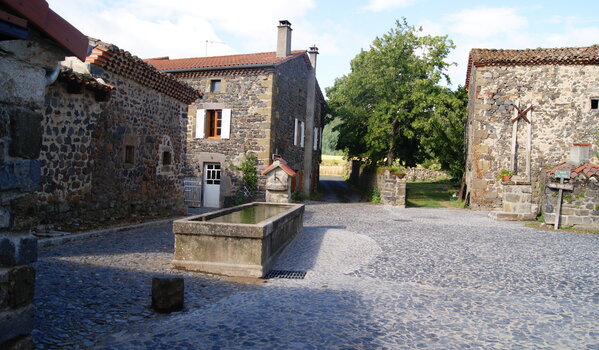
top-left (233, 152), bottom-right (258, 205)
top-left (595, 204), bottom-right (599, 211)
top-left (321, 116), bottom-right (344, 155)
top-left (496, 169), bottom-right (515, 180)
top-left (370, 187), bottom-right (381, 204)
top-left (326, 18), bottom-right (465, 179)
top-left (291, 191), bottom-right (306, 202)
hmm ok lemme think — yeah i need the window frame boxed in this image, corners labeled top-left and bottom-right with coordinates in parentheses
top-left (210, 79), bottom-right (221, 93)
top-left (206, 109), bottom-right (223, 139)
top-left (591, 98), bottom-right (599, 110)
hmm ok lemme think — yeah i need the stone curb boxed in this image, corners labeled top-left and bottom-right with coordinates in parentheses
top-left (37, 216), bottom-right (185, 249)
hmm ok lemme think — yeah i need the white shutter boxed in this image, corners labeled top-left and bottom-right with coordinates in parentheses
top-left (300, 121), bottom-right (305, 148)
top-left (195, 109), bottom-right (205, 138)
top-left (294, 119), bottom-right (299, 146)
top-left (221, 109), bottom-right (231, 139)
top-left (313, 127), bottom-right (319, 151)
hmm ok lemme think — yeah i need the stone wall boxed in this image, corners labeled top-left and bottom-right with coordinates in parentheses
top-left (11, 63), bottom-right (188, 231)
top-left (176, 55), bottom-right (325, 206)
top-left (179, 70), bottom-right (274, 206)
top-left (0, 33), bottom-right (68, 348)
top-left (543, 178), bottom-right (599, 229)
top-left (465, 64), bottom-right (599, 211)
top-left (349, 163), bottom-right (406, 207)
top-left (272, 55), bottom-right (324, 193)
top-left (404, 168), bottom-right (450, 182)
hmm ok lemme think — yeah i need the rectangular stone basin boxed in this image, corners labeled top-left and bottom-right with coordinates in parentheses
top-left (172, 202), bottom-right (304, 278)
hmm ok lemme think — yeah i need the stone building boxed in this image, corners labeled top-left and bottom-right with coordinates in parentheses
top-left (0, 1), bottom-right (88, 348)
top-left (148, 21), bottom-right (325, 207)
top-left (464, 46), bottom-right (599, 218)
top-left (10, 39), bottom-right (201, 232)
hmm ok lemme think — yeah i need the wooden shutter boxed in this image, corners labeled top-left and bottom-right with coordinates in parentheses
top-left (221, 109), bottom-right (231, 139)
top-left (196, 109), bottom-right (205, 138)
top-left (294, 119), bottom-right (299, 146)
top-left (300, 121), bottom-right (305, 148)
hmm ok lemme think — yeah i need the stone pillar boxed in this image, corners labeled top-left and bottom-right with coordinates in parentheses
top-left (0, 36), bottom-right (67, 348)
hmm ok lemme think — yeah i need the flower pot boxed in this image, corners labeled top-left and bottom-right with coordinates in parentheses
top-left (501, 175), bottom-right (512, 182)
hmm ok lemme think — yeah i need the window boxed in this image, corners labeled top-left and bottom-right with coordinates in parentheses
top-left (591, 98), bottom-right (599, 110)
top-left (210, 79), bottom-right (221, 93)
top-left (162, 151), bottom-right (172, 166)
top-left (206, 109), bottom-right (223, 138)
top-left (124, 145), bottom-right (135, 164)
top-left (294, 119), bottom-right (304, 147)
top-left (313, 127), bottom-right (319, 151)
top-left (196, 109), bottom-right (231, 139)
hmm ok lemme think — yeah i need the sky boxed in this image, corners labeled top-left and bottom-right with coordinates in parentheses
top-left (48, 0), bottom-right (599, 95)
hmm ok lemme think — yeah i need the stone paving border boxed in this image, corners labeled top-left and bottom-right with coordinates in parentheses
top-left (37, 216), bottom-right (183, 248)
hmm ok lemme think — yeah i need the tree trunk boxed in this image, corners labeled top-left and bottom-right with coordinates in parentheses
top-left (386, 118), bottom-right (399, 166)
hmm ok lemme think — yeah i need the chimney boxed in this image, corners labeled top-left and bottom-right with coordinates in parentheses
top-left (277, 20), bottom-right (292, 58)
top-left (568, 143), bottom-right (591, 165)
top-left (308, 45), bottom-right (319, 69)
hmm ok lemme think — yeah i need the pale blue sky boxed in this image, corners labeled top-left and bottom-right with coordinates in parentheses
top-left (49, 0), bottom-right (599, 93)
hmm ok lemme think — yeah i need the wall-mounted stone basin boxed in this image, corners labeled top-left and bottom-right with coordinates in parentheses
top-left (172, 202), bottom-right (304, 277)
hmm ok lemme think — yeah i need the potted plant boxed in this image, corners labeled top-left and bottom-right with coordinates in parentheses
top-left (497, 169), bottom-right (514, 182)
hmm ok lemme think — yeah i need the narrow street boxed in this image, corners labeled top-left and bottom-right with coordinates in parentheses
top-left (318, 176), bottom-right (364, 203)
top-left (34, 201), bottom-right (599, 349)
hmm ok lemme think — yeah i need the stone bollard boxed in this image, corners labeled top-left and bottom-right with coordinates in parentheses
top-left (151, 277), bottom-right (184, 313)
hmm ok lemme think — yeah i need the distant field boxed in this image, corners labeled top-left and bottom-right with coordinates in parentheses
top-left (320, 155), bottom-right (347, 176)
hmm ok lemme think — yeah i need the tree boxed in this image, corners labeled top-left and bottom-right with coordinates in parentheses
top-left (327, 19), bottom-right (456, 167)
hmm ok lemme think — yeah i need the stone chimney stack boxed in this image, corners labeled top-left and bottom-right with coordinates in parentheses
top-left (569, 143), bottom-right (591, 165)
top-left (308, 45), bottom-right (319, 69)
top-left (276, 20), bottom-right (292, 58)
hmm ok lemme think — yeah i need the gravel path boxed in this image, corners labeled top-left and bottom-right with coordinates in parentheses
top-left (34, 202), bottom-right (599, 349)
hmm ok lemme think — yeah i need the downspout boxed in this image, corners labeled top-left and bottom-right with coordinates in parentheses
top-left (45, 62), bottom-right (61, 86)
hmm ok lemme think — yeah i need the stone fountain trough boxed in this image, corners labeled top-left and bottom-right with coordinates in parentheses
top-left (172, 202), bottom-right (304, 278)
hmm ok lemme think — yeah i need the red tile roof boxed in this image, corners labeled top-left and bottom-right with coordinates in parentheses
top-left (58, 68), bottom-right (115, 93)
top-left (2, 0), bottom-right (88, 60)
top-left (261, 159), bottom-right (296, 177)
top-left (466, 45), bottom-right (599, 89)
top-left (146, 50), bottom-right (307, 71)
top-left (547, 162), bottom-right (599, 180)
top-left (85, 39), bottom-right (202, 104)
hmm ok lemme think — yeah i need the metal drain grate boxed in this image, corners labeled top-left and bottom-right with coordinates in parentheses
top-left (265, 270), bottom-right (306, 279)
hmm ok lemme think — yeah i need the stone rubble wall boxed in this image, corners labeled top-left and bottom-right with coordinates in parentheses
top-left (10, 62), bottom-right (188, 232)
top-left (501, 183), bottom-right (534, 213)
top-left (0, 33), bottom-right (69, 349)
top-left (177, 55), bottom-right (325, 206)
top-left (181, 71), bottom-right (273, 206)
top-left (404, 168), bottom-right (450, 182)
top-left (543, 178), bottom-right (599, 228)
top-left (349, 163), bottom-right (406, 207)
top-left (465, 64), bottom-right (599, 211)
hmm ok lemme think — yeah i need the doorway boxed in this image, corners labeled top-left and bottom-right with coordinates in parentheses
top-left (203, 163), bottom-right (221, 207)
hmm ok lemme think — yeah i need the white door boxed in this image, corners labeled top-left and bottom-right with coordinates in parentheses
top-left (203, 163), bottom-right (221, 208)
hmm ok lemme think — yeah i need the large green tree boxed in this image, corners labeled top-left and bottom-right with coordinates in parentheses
top-left (327, 19), bottom-right (458, 169)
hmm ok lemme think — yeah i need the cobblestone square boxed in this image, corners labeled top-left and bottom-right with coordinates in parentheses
top-left (34, 202), bottom-right (599, 349)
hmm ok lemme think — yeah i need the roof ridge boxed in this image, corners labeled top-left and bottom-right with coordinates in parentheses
top-left (147, 50), bottom-right (307, 63)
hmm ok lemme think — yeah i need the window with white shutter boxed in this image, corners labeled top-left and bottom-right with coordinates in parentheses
top-left (221, 109), bottom-right (231, 139)
top-left (195, 109), bottom-right (205, 138)
top-left (313, 127), bottom-right (319, 151)
top-left (300, 121), bottom-right (305, 148)
top-left (294, 119), bottom-right (299, 146)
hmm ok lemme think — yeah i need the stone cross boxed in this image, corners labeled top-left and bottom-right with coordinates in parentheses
top-left (510, 101), bottom-right (533, 181)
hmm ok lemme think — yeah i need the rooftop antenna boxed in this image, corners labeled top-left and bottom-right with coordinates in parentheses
top-left (205, 40), bottom-right (225, 56)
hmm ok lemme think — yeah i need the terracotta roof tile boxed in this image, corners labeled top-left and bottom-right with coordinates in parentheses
top-left (85, 39), bottom-right (202, 104)
top-left (58, 67), bottom-right (116, 94)
top-left (261, 158), bottom-right (296, 177)
top-left (466, 45), bottom-right (599, 89)
top-left (547, 162), bottom-right (599, 179)
top-left (147, 50), bottom-right (307, 71)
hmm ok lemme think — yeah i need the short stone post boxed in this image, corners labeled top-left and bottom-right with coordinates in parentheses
top-left (261, 158), bottom-right (296, 203)
top-left (151, 277), bottom-right (184, 313)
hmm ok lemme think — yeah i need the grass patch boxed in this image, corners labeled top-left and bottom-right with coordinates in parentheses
top-left (406, 181), bottom-right (465, 209)
top-left (525, 221), bottom-right (599, 235)
top-left (321, 155), bottom-right (346, 166)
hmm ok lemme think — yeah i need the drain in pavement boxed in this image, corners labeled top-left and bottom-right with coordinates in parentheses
top-left (265, 270), bottom-right (307, 279)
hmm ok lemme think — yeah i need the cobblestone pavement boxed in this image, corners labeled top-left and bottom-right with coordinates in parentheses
top-left (34, 203), bottom-right (599, 349)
